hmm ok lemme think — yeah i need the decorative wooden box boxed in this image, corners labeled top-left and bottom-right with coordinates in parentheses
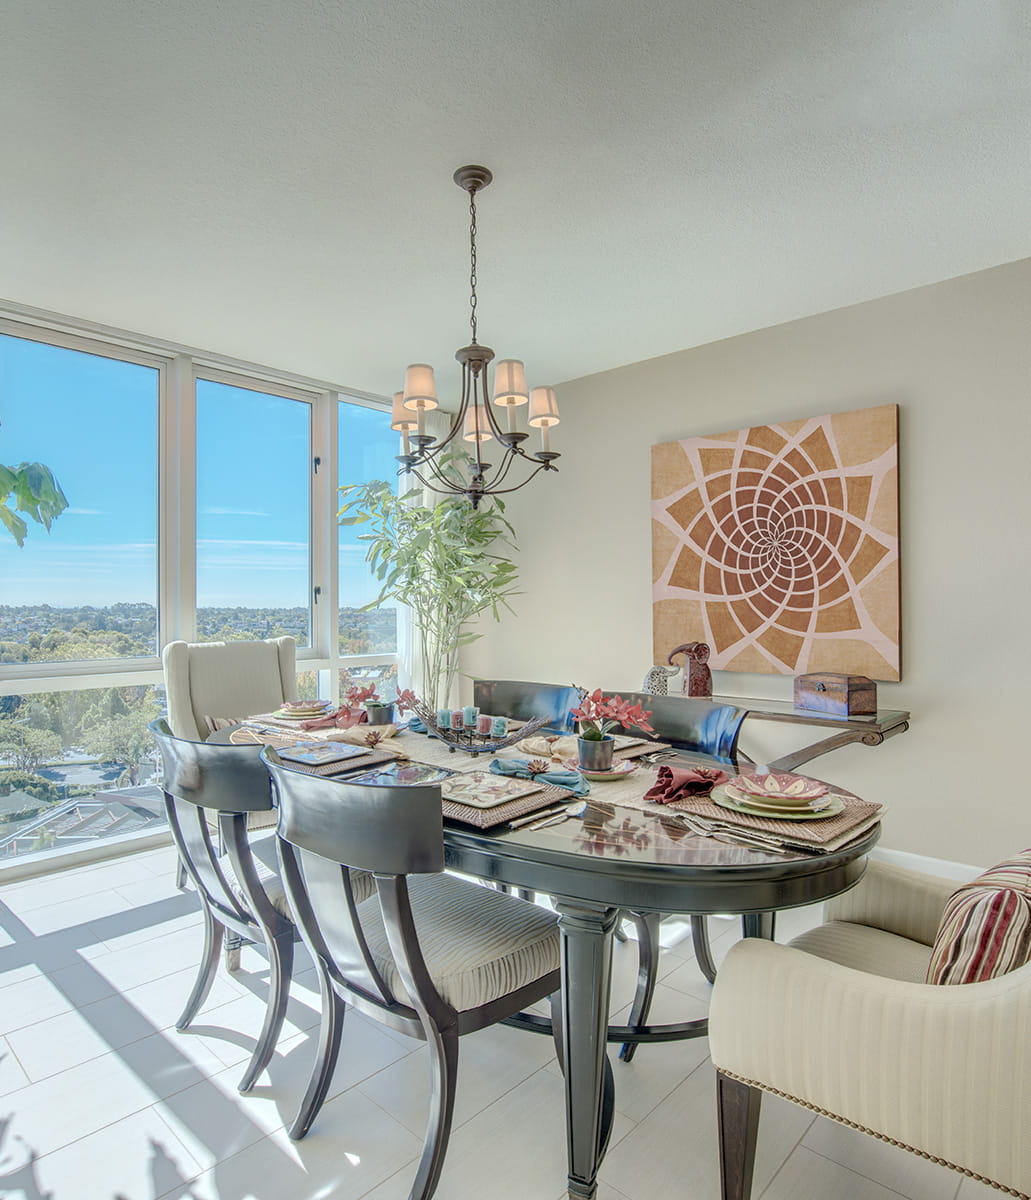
top-left (794, 673), bottom-right (877, 716)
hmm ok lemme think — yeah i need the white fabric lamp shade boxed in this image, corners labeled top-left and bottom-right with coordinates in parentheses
top-left (402, 363), bottom-right (438, 411)
top-left (492, 359), bottom-right (529, 407)
top-left (391, 391), bottom-right (418, 432)
top-left (463, 404), bottom-right (493, 442)
top-left (528, 386), bottom-right (560, 427)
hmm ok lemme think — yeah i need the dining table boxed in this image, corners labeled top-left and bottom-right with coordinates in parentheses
top-left (224, 718), bottom-right (880, 1200)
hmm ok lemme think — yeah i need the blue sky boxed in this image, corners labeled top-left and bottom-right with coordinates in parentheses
top-left (0, 334), bottom-right (398, 609)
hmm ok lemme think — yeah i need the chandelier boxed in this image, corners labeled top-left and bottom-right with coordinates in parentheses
top-left (391, 165), bottom-right (560, 508)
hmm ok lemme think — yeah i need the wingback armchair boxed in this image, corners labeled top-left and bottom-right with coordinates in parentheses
top-left (709, 857), bottom-right (1031, 1199)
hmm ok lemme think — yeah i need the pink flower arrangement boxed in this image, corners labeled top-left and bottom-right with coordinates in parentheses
top-left (570, 689), bottom-right (655, 741)
top-left (394, 688), bottom-right (418, 714)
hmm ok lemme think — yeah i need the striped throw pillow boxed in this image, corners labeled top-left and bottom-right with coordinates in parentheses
top-left (926, 849), bottom-right (1031, 985)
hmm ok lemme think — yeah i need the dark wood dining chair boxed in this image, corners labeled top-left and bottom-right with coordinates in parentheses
top-left (472, 678), bottom-right (583, 734)
top-left (149, 718), bottom-right (299, 1093)
top-left (262, 748), bottom-right (562, 1200)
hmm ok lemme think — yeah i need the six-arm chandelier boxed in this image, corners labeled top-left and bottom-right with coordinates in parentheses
top-left (391, 165), bottom-right (560, 508)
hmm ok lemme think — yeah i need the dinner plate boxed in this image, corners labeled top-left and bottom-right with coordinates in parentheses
top-left (565, 758), bottom-right (639, 782)
top-left (723, 783), bottom-right (834, 813)
top-left (712, 785), bottom-right (844, 821)
top-left (272, 707), bottom-right (333, 721)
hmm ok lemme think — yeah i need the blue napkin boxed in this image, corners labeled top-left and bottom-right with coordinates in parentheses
top-left (406, 717), bottom-right (428, 734)
top-left (489, 757), bottom-right (590, 797)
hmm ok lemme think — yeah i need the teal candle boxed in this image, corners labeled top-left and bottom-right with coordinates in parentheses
top-left (463, 705), bottom-right (479, 726)
top-left (491, 715), bottom-right (508, 737)
top-left (436, 708), bottom-right (451, 729)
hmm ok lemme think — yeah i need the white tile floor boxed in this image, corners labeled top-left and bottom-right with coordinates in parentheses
top-left (0, 844), bottom-right (1000, 1200)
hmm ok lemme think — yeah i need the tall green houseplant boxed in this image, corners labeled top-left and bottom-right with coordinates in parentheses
top-left (339, 472), bottom-right (519, 711)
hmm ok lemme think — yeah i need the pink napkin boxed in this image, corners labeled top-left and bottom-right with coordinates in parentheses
top-left (644, 765), bottom-right (728, 804)
top-left (299, 707), bottom-right (368, 731)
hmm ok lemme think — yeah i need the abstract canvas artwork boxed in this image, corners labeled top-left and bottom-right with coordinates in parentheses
top-left (652, 404), bottom-right (900, 680)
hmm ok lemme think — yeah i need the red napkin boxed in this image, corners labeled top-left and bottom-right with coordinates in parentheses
top-left (299, 707), bottom-right (368, 731)
top-left (644, 765), bottom-right (728, 803)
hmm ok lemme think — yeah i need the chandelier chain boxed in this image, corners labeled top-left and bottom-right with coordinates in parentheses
top-left (468, 185), bottom-right (479, 344)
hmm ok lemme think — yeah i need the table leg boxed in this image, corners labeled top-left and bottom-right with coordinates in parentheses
top-left (554, 899), bottom-right (619, 1200)
top-left (741, 912), bottom-right (776, 940)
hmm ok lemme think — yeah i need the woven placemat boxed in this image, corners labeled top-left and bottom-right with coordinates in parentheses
top-left (667, 784), bottom-right (883, 849)
top-left (513, 734), bottom-right (671, 763)
top-left (228, 726), bottom-right (400, 775)
top-left (442, 782), bottom-right (576, 829)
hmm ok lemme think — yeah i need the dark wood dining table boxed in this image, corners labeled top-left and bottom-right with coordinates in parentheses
top-left (221, 723), bottom-right (879, 1200)
top-left (409, 738), bottom-right (879, 1200)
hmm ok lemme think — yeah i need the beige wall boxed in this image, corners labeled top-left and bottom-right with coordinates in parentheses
top-left (463, 257), bottom-right (1031, 867)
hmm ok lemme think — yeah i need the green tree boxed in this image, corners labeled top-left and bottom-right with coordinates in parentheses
top-left (0, 721), bottom-right (63, 771)
top-left (0, 461), bottom-right (68, 547)
top-left (83, 711), bottom-right (157, 786)
top-left (0, 769), bottom-right (60, 803)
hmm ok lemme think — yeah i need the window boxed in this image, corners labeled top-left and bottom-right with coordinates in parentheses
top-left (0, 310), bottom-right (396, 869)
top-left (196, 378), bottom-right (312, 646)
top-left (0, 332), bottom-right (160, 664)
top-left (337, 398), bottom-right (398, 656)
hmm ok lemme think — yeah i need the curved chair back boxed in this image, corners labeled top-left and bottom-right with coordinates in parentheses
top-left (263, 748), bottom-right (445, 1016)
top-left (614, 691), bottom-right (748, 764)
top-left (162, 637), bottom-right (297, 742)
top-left (473, 679), bottom-right (583, 734)
top-left (149, 718), bottom-right (279, 937)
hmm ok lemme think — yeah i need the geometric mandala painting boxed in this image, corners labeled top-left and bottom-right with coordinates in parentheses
top-left (652, 404), bottom-right (900, 680)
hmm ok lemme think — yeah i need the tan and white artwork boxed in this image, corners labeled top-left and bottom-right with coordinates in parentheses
top-left (651, 404), bottom-right (900, 680)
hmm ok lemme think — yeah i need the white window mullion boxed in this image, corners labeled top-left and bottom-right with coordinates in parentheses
top-left (309, 390), bottom-right (338, 681)
top-left (159, 354), bottom-right (197, 646)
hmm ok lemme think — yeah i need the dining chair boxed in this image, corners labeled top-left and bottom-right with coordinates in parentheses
top-left (472, 678), bottom-right (583, 734)
top-left (709, 855), bottom-right (1031, 1199)
top-left (162, 636), bottom-right (298, 742)
top-left (149, 718), bottom-right (301, 1093)
top-left (615, 691), bottom-right (749, 1060)
top-left (262, 748), bottom-right (562, 1200)
top-left (161, 636), bottom-right (297, 899)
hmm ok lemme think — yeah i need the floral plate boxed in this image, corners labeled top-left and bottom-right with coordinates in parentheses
top-left (565, 758), bottom-right (639, 783)
top-left (713, 785), bottom-right (843, 821)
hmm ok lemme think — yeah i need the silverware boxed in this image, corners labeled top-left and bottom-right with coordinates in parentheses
top-left (676, 813), bottom-right (791, 854)
top-left (507, 803), bottom-right (567, 830)
top-left (523, 801), bottom-right (588, 832)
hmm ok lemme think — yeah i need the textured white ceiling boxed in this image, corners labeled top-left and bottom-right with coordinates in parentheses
top-left (3, 0), bottom-right (1030, 399)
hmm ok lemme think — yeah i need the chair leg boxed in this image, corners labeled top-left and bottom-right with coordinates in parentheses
top-left (716, 1070), bottom-right (762, 1200)
top-left (238, 927), bottom-right (294, 1094)
top-left (409, 1025), bottom-right (459, 1200)
top-left (619, 911), bottom-right (661, 1063)
top-left (177, 904), bottom-right (223, 1030)
top-left (290, 960), bottom-right (345, 1140)
top-left (692, 915), bottom-right (719, 984)
top-left (224, 930), bottom-right (246, 972)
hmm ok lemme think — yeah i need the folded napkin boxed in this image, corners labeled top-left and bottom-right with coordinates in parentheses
top-left (515, 734), bottom-right (579, 761)
top-left (489, 757), bottom-right (591, 797)
top-left (644, 765), bottom-right (728, 804)
top-left (299, 706), bottom-right (367, 731)
top-left (406, 716), bottom-right (428, 734)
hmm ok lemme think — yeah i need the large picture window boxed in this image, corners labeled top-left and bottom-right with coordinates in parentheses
top-left (0, 332), bottom-right (159, 664)
top-left (0, 312), bottom-right (396, 869)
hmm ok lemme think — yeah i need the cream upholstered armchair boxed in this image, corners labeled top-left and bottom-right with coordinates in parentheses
top-left (161, 637), bottom-right (297, 902)
top-left (708, 857), bottom-right (1031, 1199)
top-left (161, 637), bottom-right (297, 742)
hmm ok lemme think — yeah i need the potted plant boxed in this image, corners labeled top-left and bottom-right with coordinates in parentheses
top-left (338, 455), bottom-right (520, 712)
top-left (571, 690), bottom-right (655, 772)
